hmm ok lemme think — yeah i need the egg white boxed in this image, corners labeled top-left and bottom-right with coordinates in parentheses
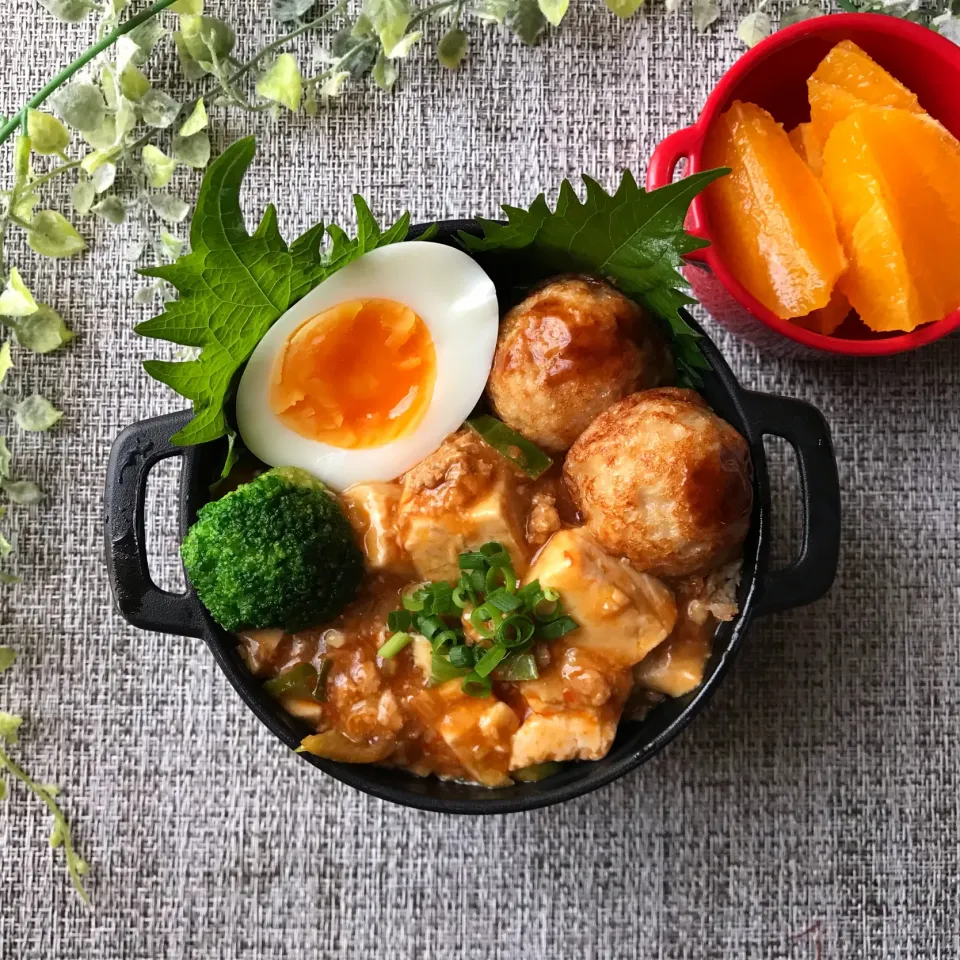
top-left (236, 241), bottom-right (499, 491)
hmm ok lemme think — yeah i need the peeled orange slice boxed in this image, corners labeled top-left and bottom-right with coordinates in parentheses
top-left (703, 100), bottom-right (847, 319)
top-left (793, 290), bottom-right (851, 336)
top-left (788, 122), bottom-right (823, 176)
top-left (807, 40), bottom-right (924, 152)
top-left (820, 107), bottom-right (960, 332)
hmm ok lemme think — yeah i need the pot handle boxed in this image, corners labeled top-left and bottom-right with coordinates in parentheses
top-left (742, 391), bottom-right (841, 617)
top-left (645, 125), bottom-right (709, 263)
top-left (104, 409), bottom-right (205, 638)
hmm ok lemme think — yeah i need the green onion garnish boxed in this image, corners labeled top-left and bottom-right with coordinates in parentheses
top-left (536, 615), bottom-right (579, 640)
top-left (378, 631), bottom-right (413, 659)
top-left (431, 651), bottom-right (471, 684)
top-left (496, 614), bottom-right (536, 648)
top-left (512, 761), bottom-right (563, 782)
top-left (461, 672), bottom-right (493, 697)
top-left (448, 644), bottom-right (477, 669)
top-left (383, 541), bottom-right (577, 698)
top-left (474, 643), bottom-right (508, 678)
top-left (466, 415), bottom-right (553, 480)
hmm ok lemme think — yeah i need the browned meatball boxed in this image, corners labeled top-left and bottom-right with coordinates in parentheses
top-left (564, 388), bottom-right (752, 577)
top-left (487, 277), bottom-right (672, 451)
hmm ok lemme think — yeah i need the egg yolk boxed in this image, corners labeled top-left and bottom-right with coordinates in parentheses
top-left (270, 298), bottom-right (436, 449)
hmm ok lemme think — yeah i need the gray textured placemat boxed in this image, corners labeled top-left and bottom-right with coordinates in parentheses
top-left (1, 4), bottom-right (959, 958)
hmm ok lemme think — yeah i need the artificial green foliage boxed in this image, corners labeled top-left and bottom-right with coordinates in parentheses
top-left (136, 137), bottom-right (412, 446)
top-left (460, 168), bottom-right (728, 383)
top-left (180, 466), bottom-right (363, 632)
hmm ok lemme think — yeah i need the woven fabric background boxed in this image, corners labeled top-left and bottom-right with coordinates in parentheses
top-left (0, 3), bottom-right (958, 958)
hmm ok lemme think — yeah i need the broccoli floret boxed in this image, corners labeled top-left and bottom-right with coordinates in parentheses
top-left (181, 466), bottom-right (363, 632)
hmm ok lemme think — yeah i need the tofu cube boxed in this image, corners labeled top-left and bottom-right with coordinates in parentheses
top-left (524, 529), bottom-right (677, 667)
top-left (340, 482), bottom-right (414, 577)
top-left (399, 475), bottom-right (529, 582)
top-left (437, 691), bottom-right (520, 787)
top-left (509, 709), bottom-right (617, 769)
top-left (634, 614), bottom-right (713, 697)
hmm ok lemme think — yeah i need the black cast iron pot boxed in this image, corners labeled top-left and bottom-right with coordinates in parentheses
top-left (104, 220), bottom-right (841, 814)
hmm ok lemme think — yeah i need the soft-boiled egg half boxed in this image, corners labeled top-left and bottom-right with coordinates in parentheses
top-left (236, 242), bottom-right (499, 490)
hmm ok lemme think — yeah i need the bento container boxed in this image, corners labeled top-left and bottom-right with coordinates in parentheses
top-left (646, 13), bottom-right (960, 358)
top-left (104, 220), bottom-right (842, 814)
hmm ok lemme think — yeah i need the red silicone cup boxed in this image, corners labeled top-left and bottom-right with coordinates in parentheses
top-left (646, 13), bottom-right (960, 358)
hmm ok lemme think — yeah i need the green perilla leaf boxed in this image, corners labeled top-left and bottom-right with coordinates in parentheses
top-left (136, 137), bottom-right (412, 448)
top-left (460, 168), bottom-right (729, 384)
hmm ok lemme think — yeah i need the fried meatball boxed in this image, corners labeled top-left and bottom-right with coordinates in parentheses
top-left (487, 277), bottom-right (673, 451)
top-left (563, 388), bottom-right (752, 577)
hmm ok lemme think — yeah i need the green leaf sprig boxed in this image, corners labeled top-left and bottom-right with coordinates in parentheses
top-left (135, 136), bottom-right (414, 451)
top-left (0, 652), bottom-right (90, 905)
top-left (459, 168), bottom-right (728, 385)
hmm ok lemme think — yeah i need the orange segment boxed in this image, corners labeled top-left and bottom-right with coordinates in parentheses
top-left (703, 100), bottom-right (847, 320)
top-left (820, 107), bottom-right (960, 332)
top-left (793, 290), bottom-right (851, 336)
top-left (807, 40), bottom-right (924, 152)
top-left (788, 122), bottom-right (823, 176)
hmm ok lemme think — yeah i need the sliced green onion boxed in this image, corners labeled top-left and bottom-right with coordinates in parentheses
top-left (378, 631), bottom-right (413, 659)
top-left (516, 580), bottom-right (542, 605)
top-left (485, 563), bottom-right (517, 594)
top-left (431, 652), bottom-right (470, 684)
top-left (470, 603), bottom-right (502, 639)
top-left (402, 588), bottom-right (427, 612)
top-left (461, 672), bottom-right (493, 698)
top-left (426, 580), bottom-right (457, 616)
top-left (448, 644), bottom-right (477, 669)
top-left (487, 587), bottom-right (523, 614)
top-left (533, 597), bottom-right (561, 622)
top-left (466, 569), bottom-right (485, 597)
top-left (536, 615), bottom-right (579, 640)
top-left (387, 609), bottom-right (414, 632)
top-left (452, 585), bottom-right (470, 609)
top-left (512, 761), bottom-right (563, 783)
top-left (474, 643), bottom-right (508, 678)
top-left (542, 586), bottom-right (559, 602)
top-left (418, 615), bottom-right (444, 640)
top-left (480, 541), bottom-right (507, 558)
top-left (431, 628), bottom-right (460, 652)
top-left (495, 651), bottom-right (539, 681)
top-left (496, 614), bottom-right (536, 649)
top-left (458, 551), bottom-right (487, 571)
top-left (263, 663), bottom-right (320, 699)
top-left (466, 415), bottom-right (553, 480)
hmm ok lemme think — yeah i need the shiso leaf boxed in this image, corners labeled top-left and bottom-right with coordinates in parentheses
top-left (137, 137), bottom-right (412, 448)
top-left (256, 53), bottom-right (303, 111)
top-left (27, 211), bottom-right (86, 259)
top-left (0, 269), bottom-right (39, 318)
top-left (14, 304), bottom-right (74, 354)
top-left (459, 169), bottom-right (727, 384)
top-left (15, 395), bottom-right (63, 432)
